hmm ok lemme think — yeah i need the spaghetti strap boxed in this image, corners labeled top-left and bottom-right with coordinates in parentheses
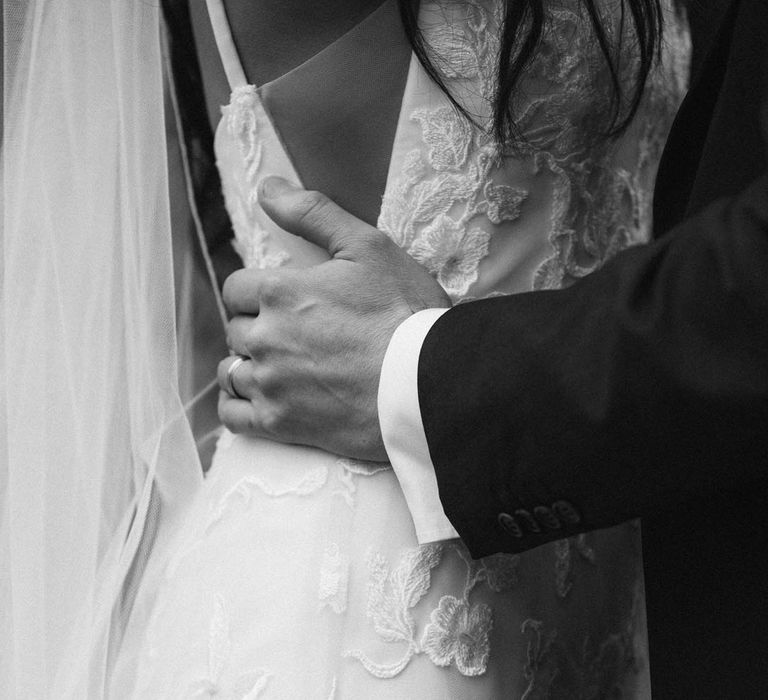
top-left (205, 0), bottom-right (248, 89)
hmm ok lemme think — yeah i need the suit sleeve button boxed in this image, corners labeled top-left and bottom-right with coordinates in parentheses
top-left (497, 512), bottom-right (523, 538)
top-left (514, 509), bottom-right (541, 533)
top-left (534, 505), bottom-right (561, 530)
top-left (552, 500), bottom-right (581, 524)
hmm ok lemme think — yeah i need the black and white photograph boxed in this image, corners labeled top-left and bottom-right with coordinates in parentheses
top-left (1, 0), bottom-right (766, 697)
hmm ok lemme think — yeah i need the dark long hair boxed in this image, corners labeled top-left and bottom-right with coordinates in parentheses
top-left (397, 0), bottom-right (664, 144)
top-left (163, 0), bottom-right (664, 154)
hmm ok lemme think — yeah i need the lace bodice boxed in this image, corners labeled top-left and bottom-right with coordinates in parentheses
top-left (117, 2), bottom-right (690, 698)
top-left (215, 0), bottom-right (688, 302)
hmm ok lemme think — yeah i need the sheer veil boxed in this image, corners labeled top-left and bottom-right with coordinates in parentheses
top-left (1, 0), bottom-right (203, 695)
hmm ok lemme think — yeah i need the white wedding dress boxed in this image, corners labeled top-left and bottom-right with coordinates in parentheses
top-left (114, 1), bottom-right (689, 697)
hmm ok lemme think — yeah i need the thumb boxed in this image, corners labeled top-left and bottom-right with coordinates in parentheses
top-left (258, 176), bottom-right (381, 258)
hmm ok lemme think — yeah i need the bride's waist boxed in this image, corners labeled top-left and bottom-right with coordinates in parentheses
top-left (206, 429), bottom-right (393, 496)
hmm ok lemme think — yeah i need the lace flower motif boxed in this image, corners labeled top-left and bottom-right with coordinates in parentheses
top-left (318, 543), bottom-right (349, 614)
top-left (421, 596), bottom-right (493, 677)
top-left (481, 553), bottom-right (521, 592)
top-left (427, 26), bottom-right (480, 79)
top-left (412, 106), bottom-right (474, 172)
top-left (334, 457), bottom-right (391, 509)
top-left (409, 214), bottom-right (490, 300)
top-left (182, 595), bottom-right (271, 699)
top-left (483, 182), bottom-right (528, 224)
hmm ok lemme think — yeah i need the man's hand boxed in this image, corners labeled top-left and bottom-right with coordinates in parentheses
top-left (217, 176), bottom-right (451, 461)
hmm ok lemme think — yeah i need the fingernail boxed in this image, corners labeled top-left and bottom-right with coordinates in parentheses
top-left (259, 176), bottom-right (298, 200)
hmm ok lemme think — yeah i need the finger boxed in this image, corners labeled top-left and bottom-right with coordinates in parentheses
top-left (218, 391), bottom-right (260, 435)
top-left (258, 176), bottom-right (383, 258)
top-left (222, 269), bottom-right (262, 317)
top-left (226, 315), bottom-right (261, 357)
top-left (218, 390), bottom-right (281, 440)
top-left (217, 355), bottom-right (258, 401)
top-left (223, 266), bottom-right (302, 316)
top-left (223, 268), bottom-right (274, 317)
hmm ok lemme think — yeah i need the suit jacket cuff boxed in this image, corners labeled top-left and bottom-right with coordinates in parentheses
top-left (378, 308), bottom-right (459, 543)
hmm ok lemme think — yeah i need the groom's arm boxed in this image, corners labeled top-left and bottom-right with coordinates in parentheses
top-left (415, 173), bottom-right (768, 557)
top-left (215, 166), bottom-right (767, 559)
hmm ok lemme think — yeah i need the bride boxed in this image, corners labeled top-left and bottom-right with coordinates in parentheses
top-left (1, 0), bottom-right (688, 697)
top-left (119, 0), bottom-right (689, 697)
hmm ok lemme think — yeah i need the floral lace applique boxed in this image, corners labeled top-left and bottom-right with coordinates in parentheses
top-left (380, 108), bottom-right (510, 301)
top-left (189, 0), bottom-right (684, 694)
top-left (180, 594), bottom-right (271, 699)
top-left (409, 216), bottom-right (491, 299)
top-left (232, 233), bottom-right (290, 271)
top-left (426, 25), bottom-right (482, 80)
top-left (222, 85), bottom-right (290, 270)
top-left (344, 544), bottom-right (444, 677)
top-left (421, 596), bottom-right (492, 676)
top-left (202, 467), bottom-right (329, 535)
top-left (413, 106), bottom-right (475, 172)
top-left (319, 543), bottom-right (350, 614)
top-left (479, 552), bottom-right (521, 592)
top-left (380, 0), bottom-right (688, 300)
top-left (333, 457), bottom-right (391, 510)
top-left (483, 181), bottom-right (528, 224)
top-left (519, 3), bottom-right (690, 290)
top-left (554, 533), bottom-right (597, 598)
top-left (520, 604), bottom-right (642, 700)
top-left (348, 543), bottom-right (521, 678)
top-left (375, 0), bottom-right (516, 303)
top-left (225, 86), bottom-right (263, 186)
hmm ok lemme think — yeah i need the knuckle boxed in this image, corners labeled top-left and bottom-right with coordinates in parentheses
top-left (258, 272), bottom-right (285, 307)
top-left (240, 323), bottom-right (265, 358)
top-left (259, 403), bottom-right (286, 436)
top-left (339, 227), bottom-right (389, 262)
top-left (253, 364), bottom-right (279, 398)
top-left (244, 337), bottom-right (265, 361)
top-left (229, 315), bottom-right (263, 357)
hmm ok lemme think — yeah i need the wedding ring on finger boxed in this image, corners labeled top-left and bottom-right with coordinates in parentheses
top-left (224, 354), bottom-right (250, 400)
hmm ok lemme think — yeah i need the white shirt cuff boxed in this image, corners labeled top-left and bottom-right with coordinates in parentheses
top-left (378, 308), bottom-right (459, 543)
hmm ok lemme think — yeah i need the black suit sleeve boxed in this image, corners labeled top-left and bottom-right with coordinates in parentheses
top-left (418, 168), bottom-right (768, 558)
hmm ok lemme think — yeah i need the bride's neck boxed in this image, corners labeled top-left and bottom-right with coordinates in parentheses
top-left (222, 0), bottom-right (390, 86)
